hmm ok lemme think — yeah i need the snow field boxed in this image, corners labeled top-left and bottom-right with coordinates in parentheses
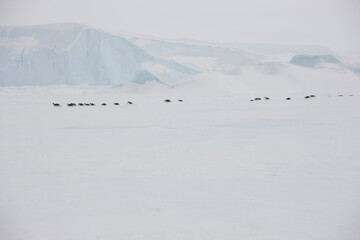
top-left (1, 86), bottom-right (360, 240)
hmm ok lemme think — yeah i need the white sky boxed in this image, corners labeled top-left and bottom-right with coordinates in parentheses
top-left (0, 0), bottom-right (359, 55)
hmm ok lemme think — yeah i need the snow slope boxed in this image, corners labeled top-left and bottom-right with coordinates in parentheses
top-left (123, 34), bottom-right (360, 94)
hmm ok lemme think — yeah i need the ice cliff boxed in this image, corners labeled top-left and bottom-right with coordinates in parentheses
top-left (0, 23), bottom-right (198, 86)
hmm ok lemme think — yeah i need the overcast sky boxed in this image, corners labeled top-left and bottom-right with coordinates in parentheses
top-left (0, 0), bottom-right (359, 55)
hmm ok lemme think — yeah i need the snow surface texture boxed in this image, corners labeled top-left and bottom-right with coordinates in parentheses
top-left (1, 23), bottom-right (360, 87)
top-left (0, 86), bottom-right (360, 240)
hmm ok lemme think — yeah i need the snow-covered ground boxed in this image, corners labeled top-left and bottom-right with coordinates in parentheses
top-left (1, 85), bottom-right (360, 240)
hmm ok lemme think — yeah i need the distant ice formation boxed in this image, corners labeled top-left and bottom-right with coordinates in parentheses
top-left (290, 54), bottom-right (360, 73)
top-left (0, 23), bottom-right (359, 87)
top-left (290, 55), bottom-right (342, 67)
top-left (0, 24), bottom-right (197, 86)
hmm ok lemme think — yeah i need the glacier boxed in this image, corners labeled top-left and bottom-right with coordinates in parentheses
top-left (0, 23), bottom-right (198, 86)
top-left (0, 23), bottom-right (359, 89)
top-left (290, 54), bottom-right (360, 73)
